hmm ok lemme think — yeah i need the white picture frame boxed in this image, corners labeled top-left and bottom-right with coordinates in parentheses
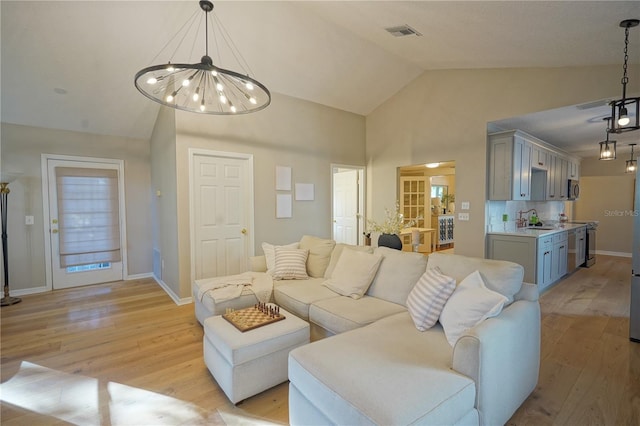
top-left (276, 194), bottom-right (292, 218)
top-left (275, 166), bottom-right (291, 191)
top-left (295, 183), bottom-right (314, 201)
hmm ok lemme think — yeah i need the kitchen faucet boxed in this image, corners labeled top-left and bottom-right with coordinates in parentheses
top-left (517, 209), bottom-right (538, 228)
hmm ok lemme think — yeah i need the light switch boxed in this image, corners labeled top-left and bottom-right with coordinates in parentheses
top-left (461, 201), bottom-right (470, 210)
top-left (458, 213), bottom-right (470, 221)
top-left (25, 215), bottom-right (34, 225)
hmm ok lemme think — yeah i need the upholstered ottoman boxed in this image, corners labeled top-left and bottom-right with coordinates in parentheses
top-left (203, 304), bottom-right (310, 404)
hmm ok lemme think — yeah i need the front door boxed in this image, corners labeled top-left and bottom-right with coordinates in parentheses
top-left (191, 151), bottom-right (253, 280)
top-left (45, 157), bottom-right (125, 289)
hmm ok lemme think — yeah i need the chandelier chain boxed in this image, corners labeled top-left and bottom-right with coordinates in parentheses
top-left (622, 25), bottom-right (629, 87)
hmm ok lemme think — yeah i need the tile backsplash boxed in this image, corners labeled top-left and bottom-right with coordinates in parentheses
top-left (487, 200), bottom-right (568, 232)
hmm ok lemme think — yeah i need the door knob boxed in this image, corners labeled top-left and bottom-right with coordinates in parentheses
top-left (241, 228), bottom-right (247, 234)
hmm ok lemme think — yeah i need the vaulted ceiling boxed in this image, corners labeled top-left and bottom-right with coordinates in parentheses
top-left (2, 1), bottom-right (639, 157)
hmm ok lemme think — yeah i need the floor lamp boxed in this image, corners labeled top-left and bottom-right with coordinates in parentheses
top-left (1, 181), bottom-right (21, 306)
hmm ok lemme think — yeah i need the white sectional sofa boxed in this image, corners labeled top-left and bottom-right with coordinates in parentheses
top-left (192, 235), bottom-right (541, 425)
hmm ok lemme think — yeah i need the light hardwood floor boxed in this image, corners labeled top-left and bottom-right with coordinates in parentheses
top-left (1, 255), bottom-right (638, 425)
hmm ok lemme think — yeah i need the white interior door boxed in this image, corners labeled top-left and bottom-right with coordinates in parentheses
top-left (332, 168), bottom-right (360, 245)
top-left (45, 158), bottom-right (125, 289)
top-left (192, 152), bottom-right (253, 279)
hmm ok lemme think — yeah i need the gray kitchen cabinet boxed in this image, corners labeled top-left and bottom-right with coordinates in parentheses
top-left (537, 236), bottom-right (554, 290)
top-left (552, 232), bottom-right (568, 282)
top-left (488, 131), bottom-right (532, 200)
top-left (487, 230), bottom-right (569, 293)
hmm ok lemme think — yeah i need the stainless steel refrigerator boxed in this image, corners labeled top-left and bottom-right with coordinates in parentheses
top-left (631, 163), bottom-right (640, 342)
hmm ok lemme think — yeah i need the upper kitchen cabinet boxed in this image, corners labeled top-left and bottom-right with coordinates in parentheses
top-left (488, 130), bottom-right (532, 201)
top-left (488, 129), bottom-right (580, 202)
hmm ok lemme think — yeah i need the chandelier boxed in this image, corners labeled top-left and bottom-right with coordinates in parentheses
top-left (134, 1), bottom-right (270, 115)
top-left (609, 19), bottom-right (639, 133)
top-left (626, 144), bottom-right (637, 173)
top-left (599, 117), bottom-right (617, 161)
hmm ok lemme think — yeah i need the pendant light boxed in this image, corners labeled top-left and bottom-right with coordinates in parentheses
top-left (609, 19), bottom-right (640, 133)
top-left (599, 117), bottom-right (617, 160)
top-left (626, 144), bottom-right (637, 173)
top-left (134, 1), bottom-right (270, 115)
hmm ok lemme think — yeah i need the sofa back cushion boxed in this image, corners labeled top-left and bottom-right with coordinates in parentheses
top-left (323, 248), bottom-right (383, 299)
top-left (366, 247), bottom-right (428, 306)
top-left (426, 253), bottom-right (523, 303)
top-left (299, 235), bottom-right (336, 278)
top-left (324, 244), bottom-right (374, 278)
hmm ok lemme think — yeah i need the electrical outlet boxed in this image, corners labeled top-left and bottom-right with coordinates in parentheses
top-left (25, 215), bottom-right (34, 225)
top-left (461, 201), bottom-right (470, 210)
top-left (458, 212), bottom-right (470, 221)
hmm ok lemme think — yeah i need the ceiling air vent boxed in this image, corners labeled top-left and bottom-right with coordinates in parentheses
top-left (385, 24), bottom-right (422, 37)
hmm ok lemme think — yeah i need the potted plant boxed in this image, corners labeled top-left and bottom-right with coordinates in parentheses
top-left (366, 201), bottom-right (421, 250)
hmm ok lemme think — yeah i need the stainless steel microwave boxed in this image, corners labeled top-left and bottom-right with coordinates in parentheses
top-left (568, 179), bottom-right (580, 200)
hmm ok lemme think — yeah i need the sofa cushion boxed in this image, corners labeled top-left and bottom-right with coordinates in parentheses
top-left (272, 247), bottom-right (309, 280)
top-left (407, 267), bottom-right (456, 331)
top-left (427, 252), bottom-right (523, 303)
top-left (309, 296), bottom-right (406, 335)
top-left (323, 248), bottom-right (383, 299)
top-left (324, 243), bottom-right (374, 278)
top-left (273, 278), bottom-right (337, 320)
top-left (366, 247), bottom-right (427, 306)
top-left (439, 270), bottom-right (509, 347)
top-left (299, 235), bottom-right (336, 278)
top-left (288, 312), bottom-right (476, 425)
top-left (262, 241), bottom-right (299, 275)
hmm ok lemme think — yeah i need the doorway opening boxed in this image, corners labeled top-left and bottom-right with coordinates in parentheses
top-left (398, 161), bottom-right (455, 253)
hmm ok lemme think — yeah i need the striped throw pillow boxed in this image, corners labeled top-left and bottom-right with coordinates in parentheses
top-left (272, 247), bottom-right (309, 280)
top-left (406, 267), bottom-right (456, 331)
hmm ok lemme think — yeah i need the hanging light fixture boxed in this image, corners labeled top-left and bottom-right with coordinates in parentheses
top-left (134, 1), bottom-right (270, 115)
top-left (609, 19), bottom-right (640, 133)
top-left (599, 117), bottom-right (617, 160)
top-left (626, 144), bottom-right (637, 173)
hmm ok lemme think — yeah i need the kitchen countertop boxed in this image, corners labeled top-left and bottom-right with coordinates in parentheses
top-left (487, 223), bottom-right (587, 238)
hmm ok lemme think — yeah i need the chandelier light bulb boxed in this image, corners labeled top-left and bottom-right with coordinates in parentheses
top-left (249, 97), bottom-right (257, 105)
top-left (618, 106), bottom-right (630, 125)
top-left (245, 82), bottom-right (254, 90)
top-left (166, 92), bottom-right (175, 102)
top-left (182, 79), bottom-right (190, 87)
top-left (167, 65), bottom-right (175, 72)
top-left (147, 77), bottom-right (157, 85)
top-left (212, 70), bottom-right (218, 76)
top-left (219, 94), bottom-right (227, 104)
top-left (193, 88), bottom-right (200, 101)
top-left (216, 83), bottom-right (223, 91)
top-left (200, 102), bottom-right (205, 112)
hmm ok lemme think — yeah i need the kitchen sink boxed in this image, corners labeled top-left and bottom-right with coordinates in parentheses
top-left (527, 226), bottom-right (556, 230)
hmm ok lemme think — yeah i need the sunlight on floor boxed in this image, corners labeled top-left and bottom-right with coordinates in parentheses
top-left (1, 361), bottom-right (218, 425)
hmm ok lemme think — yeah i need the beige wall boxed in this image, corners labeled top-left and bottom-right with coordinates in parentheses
top-left (162, 93), bottom-right (365, 299)
top-left (0, 123), bottom-right (153, 293)
top-left (149, 106), bottom-right (180, 297)
top-left (575, 156), bottom-right (635, 255)
top-left (366, 65), bottom-right (635, 257)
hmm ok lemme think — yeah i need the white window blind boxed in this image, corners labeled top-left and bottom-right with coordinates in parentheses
top-left (55, 167), bottom-right (121, 268)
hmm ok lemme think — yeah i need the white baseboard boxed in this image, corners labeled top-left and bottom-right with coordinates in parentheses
top-left (9, 286), bottom-right (50, 297)
top-left (152, 274), bottom-right (193, 306)
top-left (596, 250), bottom-right (631, 258)
top-left (126, 272), bottom-right (154, 280)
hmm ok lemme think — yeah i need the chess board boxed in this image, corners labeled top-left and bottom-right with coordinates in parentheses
top-left (222, 304), bottom-right (285, 332)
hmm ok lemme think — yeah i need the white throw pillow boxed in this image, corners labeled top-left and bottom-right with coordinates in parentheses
top-left (406, 267), bottom-right (456, 331)
top-left (439, 270), bottom-right (509, 347)
top-left (323, 248), bottom-right (383, 299)
top-left (272, 247), bottom-right (309, 280)
top-left (262, 241), bottom-right (299, 275)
